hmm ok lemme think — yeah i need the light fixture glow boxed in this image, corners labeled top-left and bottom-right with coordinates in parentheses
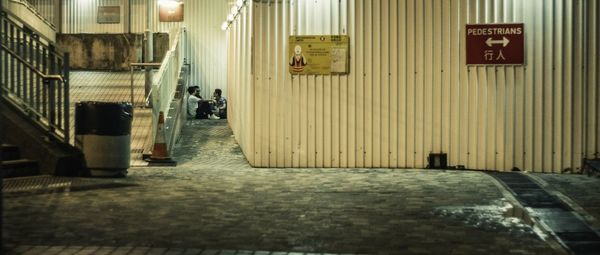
top-left (223, 0), bottom-right (245, 32)
top-left (158, 0), bottom-right (180, 8)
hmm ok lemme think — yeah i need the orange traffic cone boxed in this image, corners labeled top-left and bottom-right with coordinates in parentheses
top-left (146, 111), bottom-right (177, 166)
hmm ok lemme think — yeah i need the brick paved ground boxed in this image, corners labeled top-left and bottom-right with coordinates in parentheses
top-left (3, 119), bottom-right (598, 254)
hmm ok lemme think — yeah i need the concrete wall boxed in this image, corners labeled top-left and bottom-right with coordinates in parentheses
top-left (56, 33), bottom-right (169, 71)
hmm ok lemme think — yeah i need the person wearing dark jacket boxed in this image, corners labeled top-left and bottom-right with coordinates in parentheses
top-left (212, 88), bottom-right (227, 119)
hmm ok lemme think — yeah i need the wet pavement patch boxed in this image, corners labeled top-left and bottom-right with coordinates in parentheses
top-left (488, 172), bottom-right (600, 255)
top-left (433, 199), bottom-right (541, 238)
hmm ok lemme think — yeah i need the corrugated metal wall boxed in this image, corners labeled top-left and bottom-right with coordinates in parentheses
top-left (184, 0), bottom-right (228, 99)
top-left (227, 1), bottom-right (254, 160)
top-left (62, 0), bottom-right (123, 33)
top-left (26, 0), bottom-right (54, 25)
top-left (61, 0), bottom-right (182, 34)
top-left (128, 0), bottom-right (182, 34)
top-left (227, 0), bottom-right (599, 172)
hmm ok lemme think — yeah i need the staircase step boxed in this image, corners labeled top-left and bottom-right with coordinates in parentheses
top-left (1, 159), bottom-right (40, 178)
top-left (1, 144), bottom-right (21, 161)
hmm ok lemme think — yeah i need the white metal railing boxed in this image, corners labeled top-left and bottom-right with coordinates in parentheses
top-left (129, 62), bottom-right (161, 107)
top-left (149, 27), bottom-right (186, 153)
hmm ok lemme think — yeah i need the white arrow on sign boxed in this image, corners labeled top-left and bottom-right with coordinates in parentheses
top-left (486, 36), bottom-right (510, 47)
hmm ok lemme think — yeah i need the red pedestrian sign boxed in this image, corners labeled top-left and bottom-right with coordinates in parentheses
top-left (466, 24), bottom-right (525, 65)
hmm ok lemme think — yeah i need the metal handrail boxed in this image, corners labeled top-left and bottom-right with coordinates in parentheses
top-left (1, 10), bottom-right (62, 59)
top-left (0, 43), bottom-right (63, 82)
top-left (129, 62), bottom-right (161, 106)
top-left (1, 32), bottom-right (69, 143)
top-left (145, 27), bottom-right (185, 155)
top-left (1, 86), bottom-right (63, 134)
top-left (130, 63), bottom-right (162, 67)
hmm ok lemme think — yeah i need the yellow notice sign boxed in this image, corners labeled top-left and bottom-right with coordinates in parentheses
top-left (289, 35), bottom-right (349, 75)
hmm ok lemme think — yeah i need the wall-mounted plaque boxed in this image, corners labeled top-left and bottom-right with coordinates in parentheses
top-left (288, 35), bottom-right (350, 75)
top-left (159, 3), bottom-right (184, 22)
top-left (97, 6), bottom-right (120, 24)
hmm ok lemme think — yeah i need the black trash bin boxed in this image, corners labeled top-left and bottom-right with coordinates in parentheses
top-left (75, 102), bottom-right (133, 177)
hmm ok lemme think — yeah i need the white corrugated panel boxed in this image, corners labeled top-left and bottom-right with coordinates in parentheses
top-left (129, 0), bottom-right (182, 33)
top-left (129, 0), bottom-right (146, 33)
top-left (62, 0), bottom-right (124, 33)
top-left (184, 0), bottom-right (228, 99)
top-left (227, 1), bottom-right (254, 162)
top-left (61, 0), bottom-right (182, 34)
top-left (227, 0), bottom-right (600, 172)
top-left (26, 0), bottom-right (54, 25)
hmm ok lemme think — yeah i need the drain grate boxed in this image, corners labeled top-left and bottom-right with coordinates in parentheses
top-left (583, 159), bottom-right (600, 177)
top-left (488, 172), bottom-right (600, 255)
top-left (2, 175), bottom-right (137, 196)
top-left (489, 173), bottom-right (570, 209)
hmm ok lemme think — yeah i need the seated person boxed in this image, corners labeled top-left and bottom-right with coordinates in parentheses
top-left (212, 88), bottom-right (227, 119)
top-left (187, 86), bottom-right (220, 119)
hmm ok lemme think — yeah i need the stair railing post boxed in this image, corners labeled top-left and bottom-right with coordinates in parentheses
top-left (48, 44), bottom-right (56, 136)
top-left (28, 34), bottom-right (35, 106)
top-left (63, 52), bottom-right (70, 144)
top-left (130, 65), bottom-right (135, 105)
top-left (0, 12), bottom-right (4, 99)
top-left (0, 0), bottom-right (3, 245)
top-left (45, 78), bottom-right (55, 136)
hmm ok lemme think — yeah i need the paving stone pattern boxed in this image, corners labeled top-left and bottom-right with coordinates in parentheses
top-left (2, 119), bottom-right (578, 254)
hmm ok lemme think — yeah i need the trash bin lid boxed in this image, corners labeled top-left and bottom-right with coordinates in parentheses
top-left (75, 101), bottom-right (133, 136)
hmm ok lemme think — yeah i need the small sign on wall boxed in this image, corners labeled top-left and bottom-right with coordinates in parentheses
top-left (97, 6), bottom-right (120, 24)
top-left (289, 35), bottom-right (350, 75)
top-left (159, 3), bottom-right (184, 22)
top-left (466, 23), bottom-right (525, 65)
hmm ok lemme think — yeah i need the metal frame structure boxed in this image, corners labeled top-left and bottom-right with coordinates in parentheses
top-left (1, 10), bottom-right (70, 144)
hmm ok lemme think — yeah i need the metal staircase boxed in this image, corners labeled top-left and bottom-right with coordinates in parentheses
top-left (1, 1), bottom-right (87, 178)
top-left (1, 143), bottom-right (40, 178)
top-left (1, 8), bottom-right (70, 144)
